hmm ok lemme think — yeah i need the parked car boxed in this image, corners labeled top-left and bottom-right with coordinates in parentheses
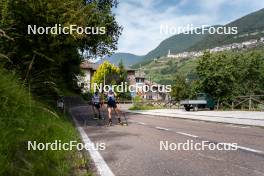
top-left (180, 93), bottom-right (215, 111)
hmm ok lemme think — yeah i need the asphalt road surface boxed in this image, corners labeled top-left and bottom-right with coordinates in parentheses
top-left (71, 105), bottom-right (264, 176)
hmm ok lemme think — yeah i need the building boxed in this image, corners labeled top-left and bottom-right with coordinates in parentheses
top-left (143, 80), bottom-right (170, 100)
top-left (135, 69), bottom-right (145, 86)
top-left (231, 43), bottom-right (243, 50)
top-left (77, 60), bottom-right (98, 92)
top-left (127, 68), bottom-right (136, 85)
top-left (242, 39), bottom-right (258, 48)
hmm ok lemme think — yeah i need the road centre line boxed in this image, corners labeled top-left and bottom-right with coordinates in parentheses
top-left (227, 124), bottom-right (250, 129)
top-left (155, 126), bottom-right (170, 131)
top-left (138, 121), bottom-right (146, 125)
top-left (236, 145), bottom-right (264, 155)
top-left (176, 132), bottom-right (199, 138)
top-left (133, 120), bottom-right (264, 155)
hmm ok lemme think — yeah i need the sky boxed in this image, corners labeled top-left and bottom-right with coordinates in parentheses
top-left (113, 0), bottom-right (264, 55)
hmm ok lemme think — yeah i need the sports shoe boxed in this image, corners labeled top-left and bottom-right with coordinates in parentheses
top-left (98, 115), bottom-right (104, 120)
top-left (107, 121), bottom-right (112, 126)
top-left (93, 114), bottom-right (98, 120)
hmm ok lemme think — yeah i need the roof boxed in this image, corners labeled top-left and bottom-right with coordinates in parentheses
top-left (126, 67), bottom-right (136, 72)
top-left (80, 60), bottom-right (98, 70)
top-left (81, 60), bottom-right (139, 73)
top-left (145, 80), bottom-right (159, 86)
top-left (135, 69), bottom-right (145, 78)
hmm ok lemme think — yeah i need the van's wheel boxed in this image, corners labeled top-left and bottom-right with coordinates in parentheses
top-left (210, 107), bottom-right (214, 110)
top-left (185, 107), bottom-right (190, 111)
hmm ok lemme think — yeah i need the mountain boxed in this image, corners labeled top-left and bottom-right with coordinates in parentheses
top-left (98, 52), bottom-right (144, 67)
top-left (130, 8), bottom-right (264, 84)
top-left (189, 8), bottom-right (264, 51)
top-left (104, 8), bottom-right (264, 69)
top-left (133, 29), bottom-right (210, 67)
top-left (142, 31), bottom-right (208, 62)
top-left (133, 8), bottom-right (264, 68)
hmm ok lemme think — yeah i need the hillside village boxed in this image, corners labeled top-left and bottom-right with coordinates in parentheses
top-left (167, 36), bottom-right (264, 59)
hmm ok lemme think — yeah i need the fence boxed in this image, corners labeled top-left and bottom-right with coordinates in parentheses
top-left (218, 95), bottom-right (264, 111)
top-left (121, 99), bottom-right (181, 109)
top-left (123, 95), bottom-right (264, 111)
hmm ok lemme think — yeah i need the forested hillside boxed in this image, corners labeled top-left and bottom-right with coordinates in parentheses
top-left (189, 8), bottom-right (264, 51)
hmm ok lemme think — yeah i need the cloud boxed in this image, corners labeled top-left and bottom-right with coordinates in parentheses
top-left (114, 0), bottom-right (264, 55)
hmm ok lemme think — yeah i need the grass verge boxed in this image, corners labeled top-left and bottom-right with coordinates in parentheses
top-left (129, 104), bottom-right (164, 110)
top-left (0, 67), bottom-right (92, 176)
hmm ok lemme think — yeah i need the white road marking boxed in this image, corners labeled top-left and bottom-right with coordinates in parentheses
top-left (138, 121), bottom-right (146, 125)
top-left (240, 126), bottom-right (250, 129)
top-left (218, 143), bottom-right (264, 155)
top-left (71, 111), bottom-right (115, 176)
top-left (236, 145), bottom-right (264, 155)
top-left (197, 153), bottom-right (224, 161)
top-left (227, 125), bottom-right (250, 129)
top-left (155, 126), bottom-right (170, 131)
top-left (129, 120), bottom-right (146, 125)
top-left (176, 132), bottom-right (199, 138)
top-left (134, 121), bottom-right (263, 155)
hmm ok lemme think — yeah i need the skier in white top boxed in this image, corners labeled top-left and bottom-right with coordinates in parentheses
top-left (92, 91), bottom-right (102, 119)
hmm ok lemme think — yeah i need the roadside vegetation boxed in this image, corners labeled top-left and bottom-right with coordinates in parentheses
top-left (129, 105), bottom-right (158, 110)
top-left (137, 46), bottom-right (264, 108)
top-left (170, 48), bottom-right (264, 105)
top-left (142, 56), bottom-right (198, 85)
top-left (0, 0), bottom-right (121, 175)
top-left (0, 67), bottom-right (93, 176)
top-left (129, 96), bottom-right (164, 110)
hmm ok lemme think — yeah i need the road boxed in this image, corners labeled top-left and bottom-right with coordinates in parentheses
top-left (122, 108), bottom-right (264, 127)
top-left (71, 105), bottom-right (264, 176)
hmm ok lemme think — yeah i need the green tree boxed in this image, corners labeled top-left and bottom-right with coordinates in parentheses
top-left (196, 52), bottom-right (236, 101)
top-left (237, 51), bottom-right (264, 95)
top-left (118, 60), bottom-right (127, 82)
top-left (91, 61), bottom-right (120, 91)
top-left (171, 74), bottom-right (189, 101)
top-left (0, 0), bottom-right (122, 100)
top-left (91, 60), bottom-right (131, 99)
top-left (118, 60), bottom-right (131, 99)
top-left (196, 50), bottom-right (264, 101)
